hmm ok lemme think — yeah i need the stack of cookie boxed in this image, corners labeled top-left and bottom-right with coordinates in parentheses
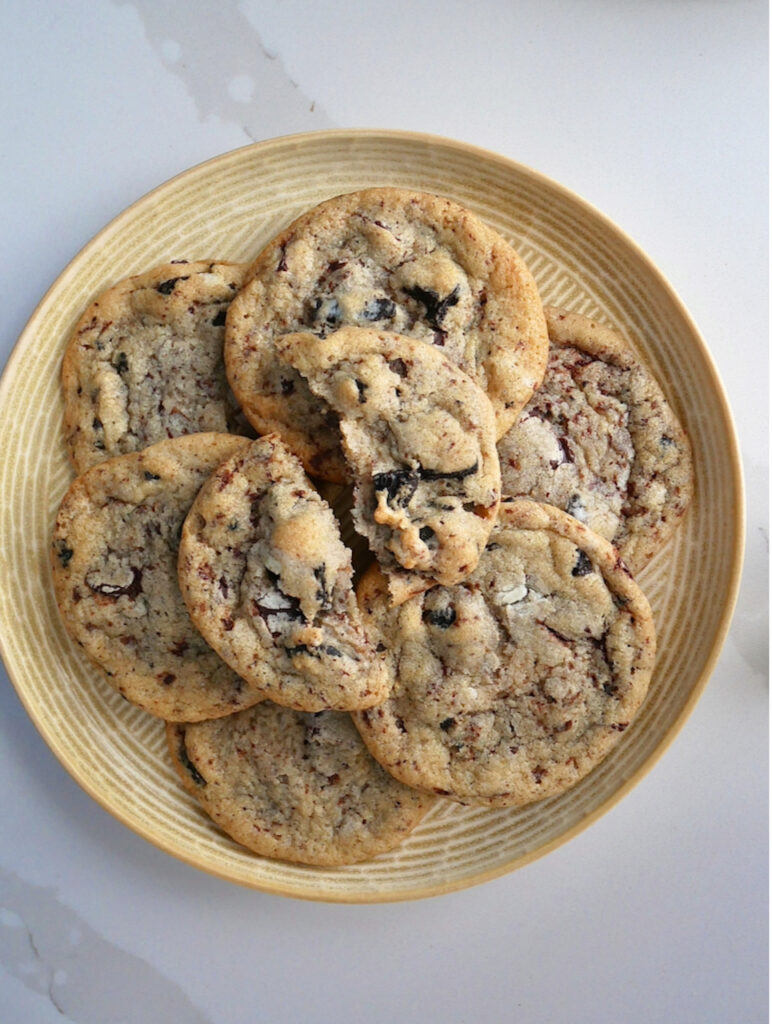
top-left (51, 188), bottom-right (693, 866)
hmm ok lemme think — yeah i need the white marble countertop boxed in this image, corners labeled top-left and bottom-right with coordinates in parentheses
top-left (0, 2), bottom-right (767, 1022)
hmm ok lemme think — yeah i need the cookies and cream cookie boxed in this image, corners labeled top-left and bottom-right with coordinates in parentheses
top-left (167, 704), bottom-right (434, 866)
top-left (275, 327), bottom-right (501, 605)
top-left (62, 260), bottom-right (252, 473)
top-left (51, 433), bottom-right (263, 721)
top-left (225, 187), bottom-right (548, 481)
top-left (353, 498), bottom-right (656, 807)
top-left (497, 307), bottom-right (694, 573)
top-left (177, 435), bottom-right (389, 712)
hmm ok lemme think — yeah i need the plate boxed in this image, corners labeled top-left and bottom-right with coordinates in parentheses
top-left (0, 130), bottom-right (743, 902)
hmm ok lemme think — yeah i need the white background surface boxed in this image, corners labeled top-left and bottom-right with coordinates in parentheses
top-left (0, 2), bottom-right (767, 1022)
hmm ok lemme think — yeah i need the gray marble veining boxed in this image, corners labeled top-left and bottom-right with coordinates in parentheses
top-left (0, 866), bottom-right (211, 1024)
top-left (116, 0), bottom-right (334, 139)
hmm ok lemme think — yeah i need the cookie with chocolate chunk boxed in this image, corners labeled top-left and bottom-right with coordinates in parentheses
top-left (497, 307), bottom-right (694, 573)
top-left (51, 433), bottom-right (263, 721)
top-left (62, 260), bottom-right (252, 473)
top-left (353, 498), bottom-right (656, 806)
top-left (225, 187), bottom-right (548, 481)
top-left (177, 435), bottom-right (388, 711)
top-left (167, 704), bottom-right (434, 866)
top-left (276, 327), bottom-right (501, 605)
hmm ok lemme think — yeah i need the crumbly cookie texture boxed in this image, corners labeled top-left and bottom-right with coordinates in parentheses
top-left (352, 498), bottom-right (656, 807)
top-left (225, 187), bottom-right (548, 481)
top-left (276, 327), bottom-right (501, 606)
top-left (177, 435), bottom-right (389, 712)
top-left (167, 704), bottom-right (435, 866)
top-left (62, 260), bottom-right (252, 473)
top-left (51, 433), bottom-right (263, 721)
top-left (497, 307), bottom-right (694, 573)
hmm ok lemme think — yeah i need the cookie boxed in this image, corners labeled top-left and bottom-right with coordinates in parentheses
top-left (225, 187), bottom-right (548, 481)
top-left (62, 260), bottom-right (252, 473)
top-left (167, 704), bottom-right (434, 866)
top-left (276, 327), bottom-right (501, 605)
top-left (497, 307), bottom-right (694, 573)
top-left (51, 433), bottom-right (264, 721)
top-left (177, 435), bottom-right (389, 712)
top-left (352, 498), bottom-right (656, 807)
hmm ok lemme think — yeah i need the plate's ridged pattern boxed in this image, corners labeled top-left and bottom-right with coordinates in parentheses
top-left (0, 131), bottom-right (742, 902)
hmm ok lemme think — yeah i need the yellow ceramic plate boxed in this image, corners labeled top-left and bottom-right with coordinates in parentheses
top-left (0, 131), bottom-right (743, 902)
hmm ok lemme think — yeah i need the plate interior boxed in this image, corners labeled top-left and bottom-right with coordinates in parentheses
top-left (0, 131), bottom-right (743, 902)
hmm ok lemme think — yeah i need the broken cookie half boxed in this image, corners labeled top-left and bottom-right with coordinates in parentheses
top-left (177, 434), bottom-right (389, 711)
top-left (275, 327), bottom-right (502, 605)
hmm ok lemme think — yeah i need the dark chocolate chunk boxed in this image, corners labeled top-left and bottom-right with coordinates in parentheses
top-left (92, 417), bottom-right (106, 451)
top-left (423, 606), bottom-right (456, 628)
top-left (550, 435), bottom-right (574, 469)
top-left (284, 644), bottom-right (309, 657)
top-left (114, 351), bottom-right (129, 375)
top-left (309, 296), bottom-right (342, 329)
top-left (404, 283), bottom-right (460, 329)
top-left (557, 435), bottom-right (574, 463)
top-left (86, 566), bottom-right (143, 600)
top-left (211, 308), bottom-right (227, 327)
top-left (252, 590), bottom-right (304, 631)
top-left (313, 565), bottom-right (331, 611)
top-left (55, 541), bottom-right (74, 567)
top-left (178, 737), bottom-right (207, 786)
top-left (285, 643), bottom-right (343, 659)
top-left (362, 297), bottom-right (396, 322)
top-left (372, 468), bottom-right (420, 508)
top-left (156, 276), bottom-right (188, 295)
top-left (571, 549), bottom-right (593, 576)
top-left (419, 461), bottom-right (479, 483)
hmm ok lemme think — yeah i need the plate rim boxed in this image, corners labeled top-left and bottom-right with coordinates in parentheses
top-left (0, 128), bottom-right (746, 902)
